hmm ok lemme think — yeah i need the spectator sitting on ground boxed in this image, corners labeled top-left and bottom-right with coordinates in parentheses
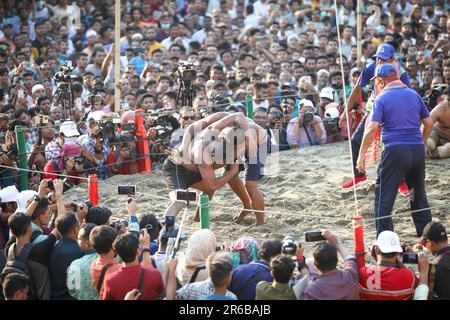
top-left (229, 239), bottom-right (282, 300)
top-left (301, 229), bottom-right (359, 300)
top-left (175, 229), bottom-right (217, 287)
top-left (359, 231), bottom-right (427, 300)
top-left (255, 254), bottom-right (297, 300)
top-left (200, 252), bottom-right (237, 300)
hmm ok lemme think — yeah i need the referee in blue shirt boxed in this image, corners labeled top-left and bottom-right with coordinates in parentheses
top-left (356, 63), bottom-right (433, 237)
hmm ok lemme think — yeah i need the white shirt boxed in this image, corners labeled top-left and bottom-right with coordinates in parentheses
top-left (253, 0), bottom-right (269, 18)
top-left (161, 37), bottom-right (190, 51)
top-left (191, 29), bottom-right (208, 44)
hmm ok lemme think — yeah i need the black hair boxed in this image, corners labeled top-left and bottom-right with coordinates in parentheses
top-left (260, 239), bottom-right (282, 262)
top-left (313, 241), bottom-right (338, 272)
top-left (30, 198), bottom-right (49, 221)
top-left (114, 233), bottom-right (139, 263)
top-left (208, 252), bottom-right (233, 288)
top-left (80, 223), bottom-right (96, 243)
top-left (138, 93), bottom-right (154, 106)
top-left (90, 225), bottom-right (117, 254)
top-left (55, 212), bottom-right (79, 237)
top-left (2, 273), bottom-right (30, 300)
top-left (271, 255), bottom-right (295, 283)
top-left (380, 252), bottom-right (398, 258)
top-left (163, 91), bottom-right (177, 100)
top-left (8, 213), bottom-right (31, 237)
top-left (36, 96), bottom-right (50, 106)
top-left (14, 108), bottom-right (30, 120)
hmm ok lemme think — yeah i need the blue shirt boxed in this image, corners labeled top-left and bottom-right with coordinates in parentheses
top-left (371, 87), bottom-right (430, 148)
top-left (358, 61), bottom-right (411, 88)
top-left (229, 261), bottom-right (272, 300)
top-left (49, 237), bottom-right (84, 300)
top-left (129, 56), bottom-right (146, 75)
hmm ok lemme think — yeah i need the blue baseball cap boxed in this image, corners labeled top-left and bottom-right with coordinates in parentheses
top-left (372, 43), bottom-right (395, 60)
top-left (371, 63), bottom-right (398, 80)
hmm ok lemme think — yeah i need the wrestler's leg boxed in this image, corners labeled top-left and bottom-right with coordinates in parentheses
top-left (432, 141), bottom-right (450, 159)
top-left (191, 180), bottom-right (215, 222)
top-left (245, 180), bottom-right (265, 225)
top-left (227, 174), bottom-right (253, 222)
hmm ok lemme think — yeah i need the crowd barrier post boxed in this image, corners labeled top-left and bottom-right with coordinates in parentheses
top-left (135, 108), bottom-right (151, 173)
top-left (353, 214), bottom-right (366, 267)
top-left (88, 174), bottom-right (99, 206)
top-left (15, 125), bottom-right (28, 191)
top-left (199, 193), bottom-right (210, 229)
top-left (246, 94), bottom-right (254, 120)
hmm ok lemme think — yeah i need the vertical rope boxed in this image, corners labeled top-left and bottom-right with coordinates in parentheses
top-left (333, 0), bottom-right (360, 216)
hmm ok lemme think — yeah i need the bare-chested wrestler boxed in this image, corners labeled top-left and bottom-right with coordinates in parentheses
top-left (425, 99), bottom-right (450, 159)
top-left (162, 112), bottom-right (267, 225)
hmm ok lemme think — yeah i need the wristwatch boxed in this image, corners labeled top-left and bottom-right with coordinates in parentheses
top-left (142, 248), bottom-right (150, 254)
top-left (32, 195), bottom-right (41, 202)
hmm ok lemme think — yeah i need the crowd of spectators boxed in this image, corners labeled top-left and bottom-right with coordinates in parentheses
top-left (0, 0), bottom-right (449, 300)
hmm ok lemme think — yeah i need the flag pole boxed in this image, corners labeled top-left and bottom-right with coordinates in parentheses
top-left (114, 0), bottom-right (121, 113)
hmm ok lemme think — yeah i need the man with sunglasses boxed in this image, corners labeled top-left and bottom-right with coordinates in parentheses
top-left (340, 43), bottom-right (411, 196)
top-left (170, 106), bottom-right (195, 148)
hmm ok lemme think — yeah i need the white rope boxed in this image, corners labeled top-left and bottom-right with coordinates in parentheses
top-left (334, 0), bottom-right (360, 216)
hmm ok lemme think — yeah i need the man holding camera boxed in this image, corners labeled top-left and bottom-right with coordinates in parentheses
top-left (341, 43), bottom-right (411, 194)
top-left (356, 63), bottom-right (433, 237)
top-left (359, 231), bottom-right (428, 300)
top-left (287, 99), bottom-right (326, 148)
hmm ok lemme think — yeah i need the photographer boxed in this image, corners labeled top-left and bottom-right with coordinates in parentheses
top-left (108, 131), bottom-right (138, 175)
top-left (267, 105), bottom-right (290, 151)
top-left (170, 106), bottom-right (195, 148)
top-left (80, 115), bottom-right (112, 180)
top-left (301, 229), bottom-right (359, 300)
top-left (28, 122), bottom-right (56, 173)
top-left (287, 99), bottom-right (326, 148)
top-left (359, 231), bottom-right (426, 300)
top-left (255, 254), bottom-right (297, 300)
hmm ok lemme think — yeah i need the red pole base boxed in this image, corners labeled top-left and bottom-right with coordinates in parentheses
top-left (88, 174), bottom-right (99, 206)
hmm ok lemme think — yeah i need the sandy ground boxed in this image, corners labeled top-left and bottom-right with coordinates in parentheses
top-left (64, 141), bottom-right (450, 259)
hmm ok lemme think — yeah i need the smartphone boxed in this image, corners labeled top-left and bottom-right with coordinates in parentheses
top-left (118, 185), bottom-right (136, 195)
top-left (121, 102), bottom-right (130, 110)
top-left (176, 189), bottom-right (197, 202)
top-left (47, 180), bottom-right (54, 191)
top-left (402, 253), bottom-right (418, 264)
top-left (305, 231), bottom-right (324, 242)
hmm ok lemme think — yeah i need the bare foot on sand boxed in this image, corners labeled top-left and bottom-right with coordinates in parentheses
top-left (232, 208), bottom-right (252, 223)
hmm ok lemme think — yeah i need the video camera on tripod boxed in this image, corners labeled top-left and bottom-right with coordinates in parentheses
top-left (423, 84), bottom-right (448, 111)
top-left (54, 61), bottom-right (77, 85)
top-left (174, 60), bottom-right (197, 110)
top-left (173, 60), bottom-right (197, 82)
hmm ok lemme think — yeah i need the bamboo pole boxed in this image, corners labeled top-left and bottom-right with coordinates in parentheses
top-left (356, 0), bottom-right (362, 65)
top-left (114, 0), bottom-right (121, 113)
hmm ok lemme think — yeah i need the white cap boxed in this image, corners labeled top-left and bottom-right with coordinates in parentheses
top-left (15, 190), bottom-right (38, 213)
top-left (86, 30), bottom-right (98, 39)
top-left (31, 83), bottom-right (45, 95)
top-left (299, 99), bottom-right (317, 113)
top-left (0, 185), bottom-right (19, 203)
top-left (132, 33), bottom-right (143, 41)
top-left (87, 110), bottom-right (104, 122)
top-left (320, 87), bottom-right (334, 101)
top-left (376, 231), bottom-right (403, 254)
top-left (324, 104), bottom-right (340, 119)
top-left (59, 120), bottom-right (80, 137)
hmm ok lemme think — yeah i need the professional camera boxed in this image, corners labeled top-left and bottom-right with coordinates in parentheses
top-left (147, 109), bottom-right (174, 150)
top-left (281, 236), bottom-right (298, 255)
top-left (92, 120), bottom-right (116, 141)
top-left (323, 105), bottom-right (341, 131)
top-left (211, 94), bottom-right (231, 112)
top-left (423, 84), bottom-right (448, 111)
top-left (54, 61), bottom-right (76, 83)
top-left (110, 219), bottom-right (129, 232)
top-left (174, 60), bottom-right (197, 82)
top-left (116, 132), bottom-right (138, 159)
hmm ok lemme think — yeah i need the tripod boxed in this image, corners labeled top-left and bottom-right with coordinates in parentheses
top-left (175, 80), bottom-right (194, 109)
top-left (52, 82), bottom-right (73, 120)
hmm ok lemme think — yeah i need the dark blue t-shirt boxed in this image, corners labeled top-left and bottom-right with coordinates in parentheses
top-left (200, 295), bottom-right (236, 300)
top-left (228, 261), bottom-right (272, 300)
top-left (49, 237), bottom-right (84, 300)
top-left (371, 87), bottom-right (430, 148)
top-left (358, 61), bottom-right (411, 88)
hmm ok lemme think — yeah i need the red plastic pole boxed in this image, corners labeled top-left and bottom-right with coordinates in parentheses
top-left (353, 215), bottom-right (365, 267)
top-left (135, 108), bottom-right (151, 173)
top-left (88, 174), bottom-right (99, 206)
